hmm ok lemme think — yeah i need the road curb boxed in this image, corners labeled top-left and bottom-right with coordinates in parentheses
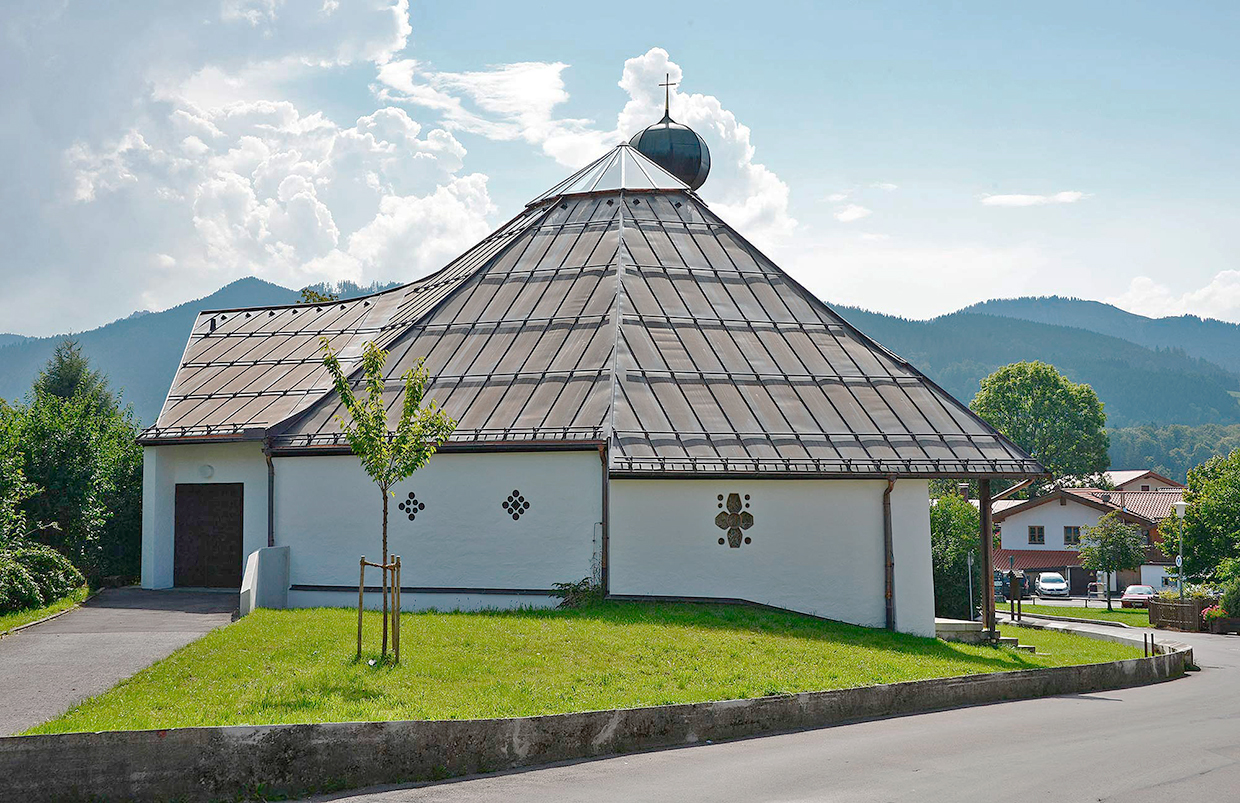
top-left (1013, 611), bottom-right (1133, 628)
top-left (0, 641), bottom-right (1191, 802)
top-left (0, 588), bottom-right (101, 640)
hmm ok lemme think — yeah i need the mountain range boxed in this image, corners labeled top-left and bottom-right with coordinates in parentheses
top-left (2, 282), bottom-right (1239, 439)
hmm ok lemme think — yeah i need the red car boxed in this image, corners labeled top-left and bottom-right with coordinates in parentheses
top-left (1120, 585), bottom-right (1157, 608)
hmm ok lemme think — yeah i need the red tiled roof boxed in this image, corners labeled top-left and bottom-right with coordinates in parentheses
top-left (1064, 488), bottom-right (1184, 523)
top-left (992, 548), bottom-right (1082, 571)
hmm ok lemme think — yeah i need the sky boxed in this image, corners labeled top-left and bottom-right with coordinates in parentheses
top-left (1, 1), bottom-right (1238, 337)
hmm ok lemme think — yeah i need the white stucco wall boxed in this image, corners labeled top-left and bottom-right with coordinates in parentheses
top-left (273, 450), bottom-right (603, 596)
top-left (1141, 565), bottom-right (1172, 589)
top-left (141, 442), bottom-right (270, 588)
top-left (997, 499), bottom-right (1104, 551)
top-left (1116, 477), bottom-right (1178, 492)
top-left (608, 479), bottom-right (936, 637)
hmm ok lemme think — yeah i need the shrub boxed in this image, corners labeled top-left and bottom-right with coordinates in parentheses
top-left (0, 544), bottom-right (85, 612)
top-left (1221, 581), bottom-right (1240, 618)
top-left (1202, 605), bottom-right (1227, 623)
top-left (0, 560), bottom-right (43, 612)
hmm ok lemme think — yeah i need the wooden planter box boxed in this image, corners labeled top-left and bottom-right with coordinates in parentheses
top-left (1208, 617), bottom-right (1240, 635)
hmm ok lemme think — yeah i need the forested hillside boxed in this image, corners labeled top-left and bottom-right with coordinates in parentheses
top-left (1108, 424), bottom-right (1240, 483)
top-left (837, 307), bottom-right (1240, 429)
top-left (961, 296), bottom-right (1240, 375)
top-left (0, 279), bottom-right (395, 424)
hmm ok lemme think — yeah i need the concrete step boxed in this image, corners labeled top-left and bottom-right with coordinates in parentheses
top-left (997, 636), bottom-right (1019, 646)
top-left (935, 617), bottom-right (986, 644)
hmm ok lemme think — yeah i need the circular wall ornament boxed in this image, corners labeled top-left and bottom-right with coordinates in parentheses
top-left (198, 464), bottom-right (214, 479)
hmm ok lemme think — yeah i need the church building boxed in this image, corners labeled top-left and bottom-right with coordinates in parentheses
top-left (139, 99), bottom-right (1043, 637)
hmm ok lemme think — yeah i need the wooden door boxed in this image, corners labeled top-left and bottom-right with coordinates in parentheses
top-left (174, 483), bottom-right (244, 588)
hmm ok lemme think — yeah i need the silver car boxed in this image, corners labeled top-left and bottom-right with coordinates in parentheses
top-left (1036, 572), bottom-right (1070, 597)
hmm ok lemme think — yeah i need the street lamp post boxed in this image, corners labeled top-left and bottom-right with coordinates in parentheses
top-left (1173, 500), bottom-right (1188, 600)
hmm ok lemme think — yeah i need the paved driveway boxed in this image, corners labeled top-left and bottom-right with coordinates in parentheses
top-left (303, 628), bottom-right (1240, 803)
top-left (0, 588), bottom-right (236, 735)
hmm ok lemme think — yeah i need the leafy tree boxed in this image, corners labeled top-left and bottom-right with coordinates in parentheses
top-left (1078, 511), bottom-right (1146, 611)
top-left (1162, 449), bottom-right (1240, 582)
top-left (971, 361), bottom-right (1109, 485)
top-left (320, 338), bottom-right (455, 658)
top-left (300, 287), bottom-right (340, 304)
top-left (0, 401), bottom-right (37, 548)
top-left (14, 346), bottom-right (142, 580)
top-left (929, 492), bottom-right (983, 620)
top-left (33, 339), bottom-right (114, 412)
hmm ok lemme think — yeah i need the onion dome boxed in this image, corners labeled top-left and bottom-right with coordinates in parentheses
top-left (628, 76), bottom-right (711, 191)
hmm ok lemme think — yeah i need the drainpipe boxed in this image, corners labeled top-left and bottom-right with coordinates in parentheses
top-left (883, 477), bottom-right (896, 631)
top-left (263, 441), bottom-right (275, 548)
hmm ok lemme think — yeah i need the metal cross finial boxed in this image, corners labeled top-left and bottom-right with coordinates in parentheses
top-left (659, 73), bottom-right (677, 117)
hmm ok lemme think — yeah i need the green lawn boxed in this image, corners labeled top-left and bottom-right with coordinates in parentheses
top-left (29, 601), bottom-right (1141, 734)
top-left (0, 586), bottom-right (90, 636)
top-left (1016, 603), bottom-right (1153, 627)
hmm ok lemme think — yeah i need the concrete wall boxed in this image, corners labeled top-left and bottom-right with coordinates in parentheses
top-left (141, 442), bottom-right (269, 589)
top-left (0, 643), bottom-right (1190, 803)
top-left (609, 478), bottom-right (935, 637)
top-left (273, 450), bottom-right (603, 595)
top-left (240, 546), bottom-right (290, 615)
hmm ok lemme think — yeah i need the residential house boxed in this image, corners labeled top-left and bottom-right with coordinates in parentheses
top-left (991, 481), bottom-right (1183, 594)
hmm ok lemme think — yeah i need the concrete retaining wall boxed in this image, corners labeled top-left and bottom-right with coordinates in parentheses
top-left (239, 546), bottom-right (290, 616)
top-left (0, 647), bottom-right (1190, 802)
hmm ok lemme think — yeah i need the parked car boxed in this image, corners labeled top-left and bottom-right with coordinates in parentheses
top-left (1121, 585), bottom-right (1157, 608)
top-left (994, 570), bottom-right (1032, 600)
top-left (1036, 572), bottom-right (1070, 597)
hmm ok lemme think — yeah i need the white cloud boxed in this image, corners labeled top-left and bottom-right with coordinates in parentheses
top-left (871, 182), bottom-right (898, 191)
top-left (1107, 271), bottom-right (1240, 323)
top-left (379, 46), bottom-right (797, 245)
top-left (0, 0), bottom-right (497, 335)
top-left (834, 204), bottom-right (872, 223)
top-left (825, 192), bottom-right (851, 202)
top-left (980, 191), bottom-right (1088, 207)
top-left (858, 232), bottom-right (890, 241)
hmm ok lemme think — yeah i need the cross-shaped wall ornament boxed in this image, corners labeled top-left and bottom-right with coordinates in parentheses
top-left (715, 493), bottom-right (753, 548)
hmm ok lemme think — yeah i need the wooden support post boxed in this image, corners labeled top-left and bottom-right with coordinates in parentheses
top-left (979, 478), bottom-right (995, 639)
top-left (357, 557), bottom-right (366, 660)
top-left (393, 556), bottom-right (402, 665)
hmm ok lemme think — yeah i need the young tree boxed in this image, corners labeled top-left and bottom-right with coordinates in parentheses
top-left (970, 361), bottom-right (1109, 487)
top-left (320, 338), bottom-right (455, 657)
top-left (1078, 511), bottom-right (1146, 611)
top-left (1163, 449), bottom-right (1240, 581)
top-left (929, 491), bottom-right (983, 620)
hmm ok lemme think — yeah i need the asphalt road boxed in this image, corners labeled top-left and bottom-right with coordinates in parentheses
top-left (0, 588), bottom-right (236, 734)
top-left (305, 629), bottom-right (1240, 803)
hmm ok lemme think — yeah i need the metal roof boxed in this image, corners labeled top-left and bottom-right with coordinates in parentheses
top-left (141, 144), bottom-right (1044, 479)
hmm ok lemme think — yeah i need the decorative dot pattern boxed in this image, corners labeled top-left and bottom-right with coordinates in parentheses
top-left (397, 491), bottom-right (426, 522)
top-left (502, 489), bottom-right (531, 521)
top-left (714, 492), bottom-right (754, 548)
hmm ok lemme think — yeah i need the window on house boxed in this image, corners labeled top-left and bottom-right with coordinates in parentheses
top-left (1064, 526), bottom-right (1081, 546)
top-left (1028, 526), bottom-right (1045, 545)
top-left (1141, 485), bottom-right (1150, 491)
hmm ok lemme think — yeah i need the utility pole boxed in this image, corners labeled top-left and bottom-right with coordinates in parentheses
top-left (1174, 500), bottom-right (1187, 600)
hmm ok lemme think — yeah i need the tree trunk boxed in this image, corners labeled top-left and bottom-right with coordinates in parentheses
top-left (1105, 573), bottom-right (1113, 611)
top-left (382, 488), bottom-right (389, 658)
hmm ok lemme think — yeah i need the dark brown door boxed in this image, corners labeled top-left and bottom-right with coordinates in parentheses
top-left (174, 483), bottom-right (244, 588)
